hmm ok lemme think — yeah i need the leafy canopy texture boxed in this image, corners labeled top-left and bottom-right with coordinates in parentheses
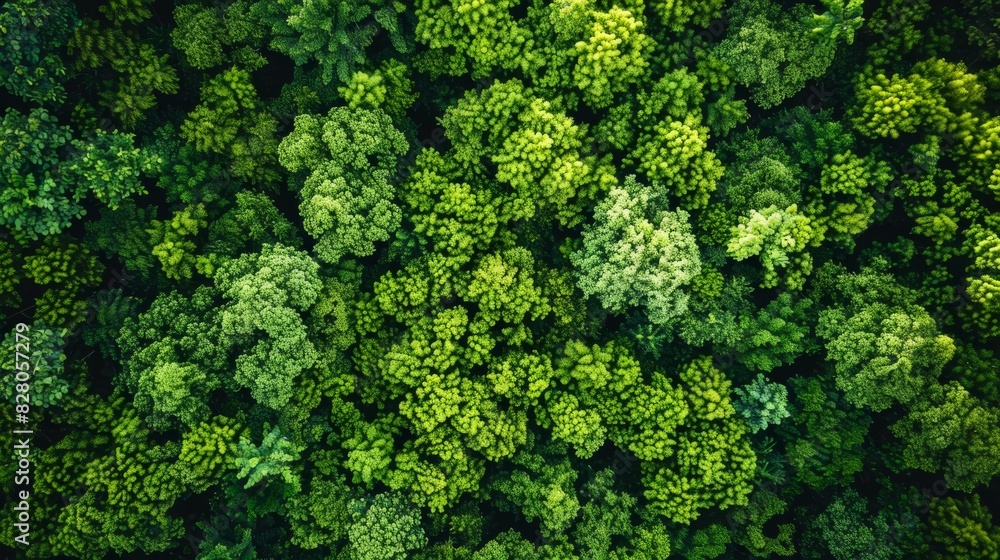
top-left (1, 107), bottom-right (155, 240)
top-left (5, 0), bottom-right (1000, 558)
top-left (278, 106), bottom-right (408, 264)
top-left (572, 175), bottom-right (702, 324)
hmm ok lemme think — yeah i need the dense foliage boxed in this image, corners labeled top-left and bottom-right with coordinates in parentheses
top-left (2, 0), bottom-right (998, 558)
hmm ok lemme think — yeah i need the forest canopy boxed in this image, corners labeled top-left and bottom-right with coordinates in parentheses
top-left (2, 0), bottom-right (1000, 558)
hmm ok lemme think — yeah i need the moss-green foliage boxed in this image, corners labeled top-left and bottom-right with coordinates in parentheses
top-left (730, 488), bottom-right (795, 556)
top-left (569, 6), bottom-right (654, 109)
top-left (67, 2), bottom-right (178, 129)
top-left (278, 106), bottom-right (408, 264)
top-left (179, 416), bottom-right (243, 492)
top-left (5, 0), bottom-right (999, 557)
top-left (0, 239), bottom-right (22, 309)
top-left (339, 59), bottom-right (418, 122)
top-left (801, 489), bottom-right (904, 560)
top-left (213, 243), bottom-right (323, 410)
top-left (253, 0), bottom-right (411, 86)
top-left (0, 0), bottom-right (79, 103)
top-left (733, 374), bottom-right (791, 433)
top-left (917, 495), bottom-right (1000, 560)
top-left (181, 66), bottom-right (281, 185)
top-left (713, 0), bottom-right (861, 109)
top-left (891, 382), bottom-right (1000, 491)
top-left (147, 203), bottom-right (216, 281)
top-left (24, 236), bottom-right (104, 327)
top-left (818, 300), bottom-right (956, 411)
top-left (728, 204), bottom-right (822, 290)
top-left (785, 374), bottom-right (871, 490)
top-left (1, 107), bottom-right (155, 240)
top-left (171, 1), bottom-right (267, 71)
top-left (235, 425), bottom-right (305, 493)
top-left (348, 492), bottom-right (428, 559)
top-left (641, 357), bottom-right (756, 524)
top-left (571, 176), bottom-right (702, 324)
top-left (441, 78), bottom-right (617, 225)
top-left (205, 191), bottom-right (303, 258)
top-left (146, 123), bottom-right (235, 205)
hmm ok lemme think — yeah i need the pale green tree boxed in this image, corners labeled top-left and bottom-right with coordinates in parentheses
top-left (571, 176), bottom-right (702, 324)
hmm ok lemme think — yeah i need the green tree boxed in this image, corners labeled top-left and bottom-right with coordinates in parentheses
top-left (730, 488), bottom-right (795, 557)
top-left (171, 1), bottom-right (267, 71)
top-left (412, 0), bottom-right (531, 78)
top-left (713, 130), bottom-right (802, 216)
top-left (673, 524), bottom-right (731, 560)
top-left (917, 495), bottom-right (1000, 560)
top-left (713, 0), bottom-right (862, 109)
top-left (0, 0), bottom-right (79, 103)
top-left (116, 285), bottom-right (229, 424)
top-left (397, 150), bottom-right (501, 265)
top-left (180, 66), bottom-right (280, 184)
top-left (731, 293), bottom-right (814, 372)
top-left (67, 13), bottom-right (179, 128)
top-left (728, 204), bottom-right (822, 291)
top-left (569, 6), bottom-right (653, 109)
top-left (1, 321), bottom-right (70, 409)
top-left (785, 374), bottom-right (871, 490)
top-left (24, 236), bottom-right (103, 327)
top-left (733, 374), bottom-right (791, 434)
top-left (253, 0), bottom-right (410, 85)
top-left (641, 357), bottom-right (756, 524)
top-left (851, 58), bottom-right (981, 140)
top-left (0, 239), bottom-right (21, 309)
top-left (626, 115), bottom-right (724, 209)
top-left (213, 243), bottom-right (322, 410)
top-left (178, 416), bottom-right (242, 492)
top-left (571, 468), bottom-right (638, 558)
top-left (277, 106), bottom-right (408, 264)
top-left (491, 457), bottom-right (581, 538)
top-left (348, 492), bottom-right (428, 560)
top-left (133, 361), bottom-right (211, 429)
top-left (648, 0), bottom-right (725, 31)
top-left (204, 191), bottom-right (303, 259)
top-left (286, 473), bottom-right (354, 550)
top-left (1, 108), bottom-right (155, 240)
top-left (818, 302), bottom-right (955, 411)
top-left (147, 203), bottom-right (216, 281)
top-left (34, 394), bottom-right (191, 558)
top-left (440, 79), bottom-right (616, 225)
top-left (84, 200), bottom-right (157, 280)
top-left (338, 59), bottom-right (418, 122)
top-left (891, 382), bottom-right (1000, 491)
top-left (146, 123), bottom-right (234, 205)
top-left (851, 67), bottom-right (947, 139)
top-left (806, 150), bottom-right (893, 243)
top-left (962, 221), bottom-right (1000, 339)
top-left (571, 176), bottom-right (702, 325)
top-left (801, 489), bottom-right (903, 560)
top-left (235, 425), bottom-right (304, 493)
